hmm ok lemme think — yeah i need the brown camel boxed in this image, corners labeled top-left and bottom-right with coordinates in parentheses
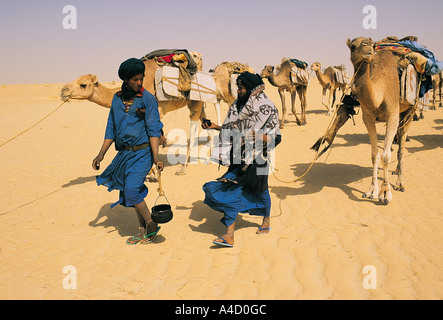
top-left (340, 37), bottom-right (416, 205)
top-left (60, 52), bottom-right (206, 175)
top-left (431, 71), bottom-right (443, 108)
top-left (260, 59), bottom-right (308, 127)
top-left (209, 61), bottom-right (255, 124)
top-left (310, 62), bottom-right (349, 116)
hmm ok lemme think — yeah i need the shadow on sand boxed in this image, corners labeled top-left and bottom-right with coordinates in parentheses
top-left (89, 203), bottom-right (166, 243)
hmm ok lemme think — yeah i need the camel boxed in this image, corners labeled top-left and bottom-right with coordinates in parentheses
top-left (60, 52), bottom-right (206, 175)
top-left (333, 37), bottom-right (417, 205)
top-left (260, 59), bottom-right (308, 127)
top-left (310, 62), bottom-right (349, 116)
top-left (431, 71), bottom-right (443, 108)
top-left (209, 61), bottom-right (255, 124)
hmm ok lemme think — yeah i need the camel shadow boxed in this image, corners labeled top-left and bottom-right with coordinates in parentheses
top-left (306, 108), bottom-right (331, 115)
top-left (88, 203), bottom-right (166, 243)
top-left (182, 200), bottom-right (260, 238)
top-left (328, 133), bottom-right (370, 149)
top-left (61, 175), bottom-right (96, 188)
top-left (270, 162), bottom-right (372, 203)
top-left (405, 134), bottom-right (443, 153)
top-left (433, 118), bottom-right (443, 131)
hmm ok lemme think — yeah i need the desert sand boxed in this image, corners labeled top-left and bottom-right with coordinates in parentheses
top-left (0, 78), bottom-right (442, 300)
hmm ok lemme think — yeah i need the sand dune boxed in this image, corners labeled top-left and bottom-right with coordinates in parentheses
top-left (0, 79), bottom-right (442, 299)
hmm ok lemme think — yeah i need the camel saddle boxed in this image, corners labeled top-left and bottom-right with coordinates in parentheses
top-left (374, 38), bottom-right (428, 106)
top-left (285, 58), bottom-right (309, 85)
top-left (290, 67), bottom-right (310, 86)
top-left (141, 49), bottom-right (198, 93)
top-left (154, 66), bottom-right (217, 103)
top-left (332, 65), bottom-right (351, 85)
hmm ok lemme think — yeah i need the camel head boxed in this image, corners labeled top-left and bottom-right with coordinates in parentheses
top-left (260, 65), bottom-right (274, 79)
top-left (347, 37), bottom-right (375, 66)
top-left (310, 62), bottom-right (322, 72)
top-left (190, 51), bottom-right (203, 71)
top-left (61, 74), bottom-right (99, 101)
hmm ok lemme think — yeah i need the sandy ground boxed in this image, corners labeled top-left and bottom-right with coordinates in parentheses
top-left (0, 78), bottom-right (442, 300)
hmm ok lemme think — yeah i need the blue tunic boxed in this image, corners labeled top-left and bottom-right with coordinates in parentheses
top-left (203, 165), bottom-right (271, 227)
top-left (96, 88), bottom-right (163, 208)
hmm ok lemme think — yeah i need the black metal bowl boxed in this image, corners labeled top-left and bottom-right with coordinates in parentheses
top-left (151, 203), bottom-right (173, 224)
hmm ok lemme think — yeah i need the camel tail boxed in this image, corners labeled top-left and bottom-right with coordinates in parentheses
top-left (311, 137), bottom-right (324, 152)
top-left (311, 137), bottom-right (331, 159)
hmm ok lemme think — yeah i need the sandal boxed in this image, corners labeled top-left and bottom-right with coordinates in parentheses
top-left (256, 227), bottom-right (271, 235)
top-left (126, 235), bottom-right (145, 245)
top-left (140, 226), bottom-right (161, 245)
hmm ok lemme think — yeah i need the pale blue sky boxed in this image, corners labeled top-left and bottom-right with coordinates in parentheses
top-left (1, 0), bottom-right (442, 84)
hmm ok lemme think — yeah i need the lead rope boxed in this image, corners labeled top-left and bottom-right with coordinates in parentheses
top-left (0, 96), bottom-right (71, 147)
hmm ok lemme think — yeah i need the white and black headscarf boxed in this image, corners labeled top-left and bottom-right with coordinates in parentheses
top-left (211, 72), bottom-right (280, 166)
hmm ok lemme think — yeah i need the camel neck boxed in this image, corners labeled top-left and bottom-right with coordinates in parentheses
top-left (90, 82), bottom-right (118, 108)
top-left (352, 61), bottom-right (375, 104)
top-left (267, 71), bottom-right (285, 88)
top-left (315, 69), bottom-right (328, 87)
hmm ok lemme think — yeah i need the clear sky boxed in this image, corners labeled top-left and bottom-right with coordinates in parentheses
top-left (1, 0), bottom-right (442, 84)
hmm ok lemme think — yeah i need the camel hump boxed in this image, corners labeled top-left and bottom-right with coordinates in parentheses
top-left (141, 49), bottom-right (198, 75)
top-left (288, 58), bottom-right (308, 70)
top-left (212, 61), bottom-right (253, 75)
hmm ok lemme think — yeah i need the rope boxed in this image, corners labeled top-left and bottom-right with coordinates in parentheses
top-left (161, 76), bottom-right (216, 95)
top-left (269, 63), bottom-right (362, 184)
top-left (0, 97), bottom-right (70, 147)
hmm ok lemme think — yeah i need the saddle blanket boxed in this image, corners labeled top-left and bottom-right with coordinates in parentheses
top-left (334, 68), bottom-right (351, 85)
top-left (155, 66), bottom-right (217, 103)
top-left (291, 67), bottom-right (310, 85)
top-left (400, 64), bottom-right (418, 106)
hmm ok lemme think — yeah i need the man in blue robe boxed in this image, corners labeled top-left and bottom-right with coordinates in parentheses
top-left (92, 58), bottom-right (164, 245)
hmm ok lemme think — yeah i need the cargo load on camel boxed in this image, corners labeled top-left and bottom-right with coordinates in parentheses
top-left (141, 49), bottom-right (216, 103)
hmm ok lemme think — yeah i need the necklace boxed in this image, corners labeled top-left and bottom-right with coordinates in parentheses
top-left (123, 99), bottom-right (134, 113)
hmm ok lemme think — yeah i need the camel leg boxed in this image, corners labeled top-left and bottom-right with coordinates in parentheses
top-left (361, 112), bottom-right (380, 200)
top-left (378, 111), bottom-right (399, 205)
top-left (175, 101), bottom-right (204, 175)
top-left (330, 88), bottom-right (338, 115)
top-left (290, 89), bottom-right (302, 126)
top-left (278, 88), bottom-right (287, 128)
top-left (393, 108), bottom-right (414, 192)
top-left (432, 88), bottom-right (437, 109)
top-left (206, 100), bottom-right (222, 156)
top-left (296, 86), bottom-right (307, 125)
top-left (321, 88), bottom-right (329, 112)
top-left (216, 101), bottom-right (222, 126)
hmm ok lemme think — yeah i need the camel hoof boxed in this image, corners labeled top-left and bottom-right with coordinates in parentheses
top-left (175, 166), bottom-right (187, 176)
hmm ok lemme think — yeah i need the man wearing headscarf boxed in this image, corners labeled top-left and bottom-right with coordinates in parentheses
top-left (201, 71), bottom-right (282, 247)
top-left (92, 58), bottom-right (164, 245)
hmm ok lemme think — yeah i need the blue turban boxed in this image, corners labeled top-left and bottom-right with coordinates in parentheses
top-left (118, 58), bottom-right (145, 81)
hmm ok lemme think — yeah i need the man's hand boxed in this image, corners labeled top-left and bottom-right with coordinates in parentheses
top-left (92, 154), bottom-right (104, 170)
